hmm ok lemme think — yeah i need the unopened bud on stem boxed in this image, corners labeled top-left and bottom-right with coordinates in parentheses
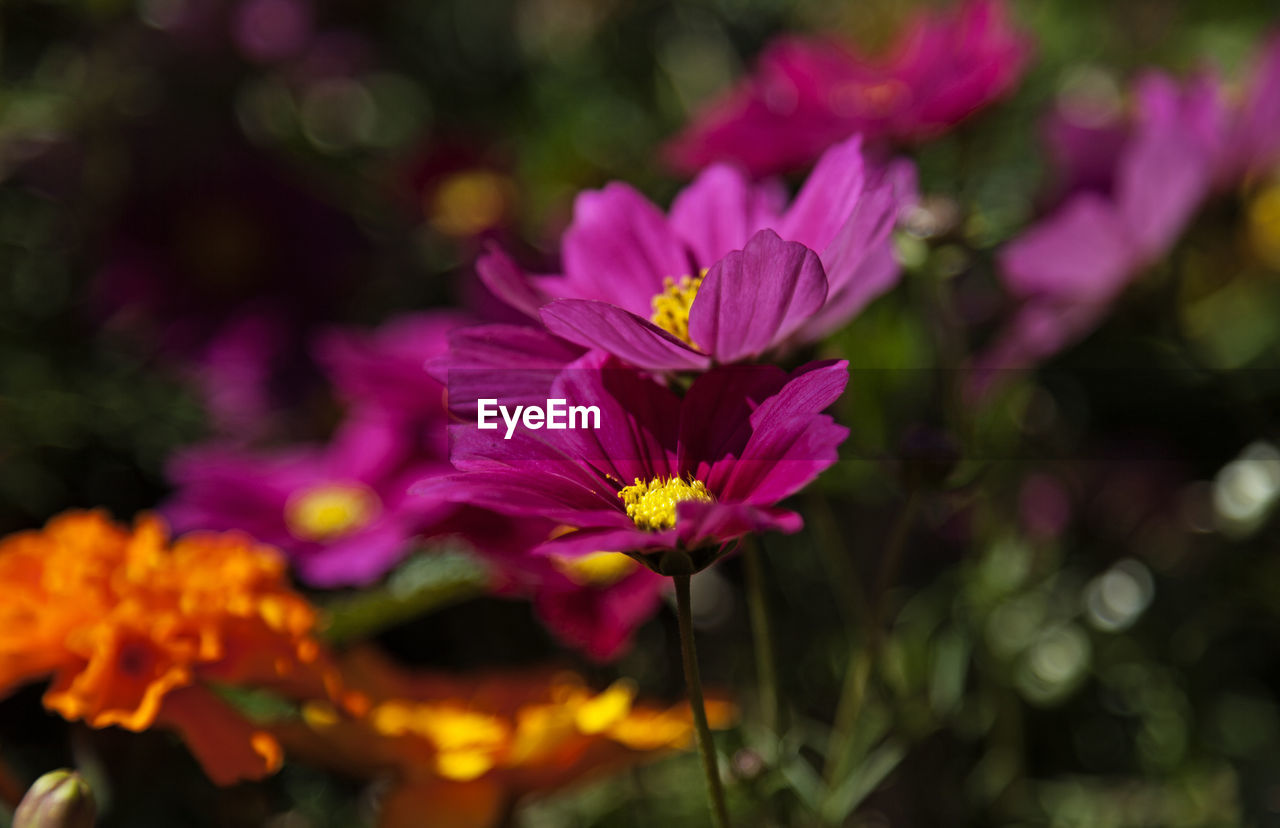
top-left (13, 770), bottom-right (96, 828)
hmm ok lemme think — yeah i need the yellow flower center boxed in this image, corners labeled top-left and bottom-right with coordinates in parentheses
top-left (427, 169), bottom-right (510, 237)
top-left (1248, 183), bottom-right (1280, 269)
top-left (284, 484), bottom-right (380, 542)
top-left (618, 476), bottom-right (714, 532)
top-left (650, 272), bottom-right (705, 346)
top-left (550, 551), bottom-right (639, 587)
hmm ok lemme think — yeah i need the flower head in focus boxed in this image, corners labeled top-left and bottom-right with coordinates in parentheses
top-left (417, 354), bottom-right (849, 574)
top-left (0, 510), bottom-right (349, 786)
top-left (664, 0), bottom-right (1032, 176)
top-left (475, 135), bottom-right (912, 374)
top-left (275, 648), bottom-right (736, 828)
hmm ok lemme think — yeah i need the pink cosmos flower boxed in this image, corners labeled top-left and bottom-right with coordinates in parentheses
top-left (975, 36), bottom-right (1280, 389)
top-left (478, 135), bottom-right (912, 374)
top-left (165, 412), bottom-right (455, 587)
top-left (415, 354), bottom-right (850, 574)
top-left (166, 312), bottom-right (671, 660)
top-left (664, 0), bottom-right (1032, 176)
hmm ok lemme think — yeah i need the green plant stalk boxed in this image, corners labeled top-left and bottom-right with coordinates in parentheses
top-left (674, 573), bottom-right (732, 828)
top-left (743, 539), bottom-right (779, 734)
top-left (824, 491), bottom-right (920, 788)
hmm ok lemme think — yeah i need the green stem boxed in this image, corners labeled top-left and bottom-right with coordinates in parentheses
top-left (674, 573), bottom-right (732, 828)
top-left (824, 491), bottom-right (920, 788)
top-left (743, 539), bottom-right (779, 734)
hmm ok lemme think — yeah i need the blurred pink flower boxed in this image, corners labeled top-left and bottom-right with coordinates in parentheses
top-left (974, 35), bottom-right (1280, 391)
top-left (664, 0), bottom-right (1032, 176)
top-left (167, 312), bottom-right (671, 660)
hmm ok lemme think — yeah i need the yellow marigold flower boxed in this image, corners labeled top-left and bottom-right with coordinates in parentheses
top-left (277, 648), bottom-right (737, 828)
top-left (0, 510), bottom-right (348, 786)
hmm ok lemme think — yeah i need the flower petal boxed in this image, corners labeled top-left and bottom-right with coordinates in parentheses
top-left (548, 352), bottom-right (683, 486)
top-left (678, 365), bottom-right (789, 486)
top-left (718, 361), bottom-right (851, 505)
top-left (668, 164), bottom-right (781, 266)
top-left (675, 500), bottom-right (803, 549)
top-left (778, 135), bottom-right (868, 251)
top-left (475, 243), bottom-right (552, 319)
top-left (539, 299), bottom-right (710, 372)
top-left (428, 323), bottom-right (583, 416)
top-left (688, 229), bottom-right (828, 363)
top-left (1118, 75), bottom-right (1212, 260)
top-left (155, 687), bottom-right (284, 786)
top-left (560, 183), bottom-right (693, 315)
top-left (998, 194), bottom-right (1136, 304)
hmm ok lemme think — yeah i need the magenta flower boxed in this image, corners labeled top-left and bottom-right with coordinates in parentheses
top-left (167, 311), bottom-right (673, 660)
top-left (976, 36), bottom-right (1280, 387)
top-left (457, 512), bottom-right (668, 661)
top-left (164, 312), bottom-right (465, 586)
top-left (415, 354), bottom-right (849, 574)
top-left (315, 310), bottom-right (472, 429)
top-left (165, 412), bottom-right (455, 586)
top-left (479, 135), bottom-right (911, 374)
top-left (664, 0), bottom-right (1032, 176)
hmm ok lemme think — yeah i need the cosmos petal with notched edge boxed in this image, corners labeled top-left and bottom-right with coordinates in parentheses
top-left (687, 229), bottom-right (828, 364)
top-left (539, 299), bottom-right (711, 372)
top-left (716, 360), bottom-right (850, 504)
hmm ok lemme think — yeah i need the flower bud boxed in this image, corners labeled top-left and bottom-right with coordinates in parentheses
top-left (13, 770), bottom-right (96, 828)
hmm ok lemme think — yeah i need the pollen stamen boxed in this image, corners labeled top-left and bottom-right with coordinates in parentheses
top-left (285, 484), bottom-right (380, 542)
top-left (618, 476), bottom-right (714, 532)
top-left (650, 272), bottom-right (705, 347)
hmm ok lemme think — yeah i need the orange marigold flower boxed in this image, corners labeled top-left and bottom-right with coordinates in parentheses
top-left (0, 509), bottom-right (346, 785)
top-left (276, 648), bottom-right (737, 828)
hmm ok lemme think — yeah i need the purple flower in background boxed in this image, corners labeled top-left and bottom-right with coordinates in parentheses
top-left (664, 0), bottom-right (1032, 176)
top-left (165, 413), bottom-right (455, 586)
top-left (166, 311), bottom-right (674, 660)
top-left (479, 136), bottom-right (912, 373)
top-left (975, 36), bottom-right (1280, 389)
top-left (163, 312), bottom-right (464, 586)
top-left (415, 354), bottom-right (849, 574)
